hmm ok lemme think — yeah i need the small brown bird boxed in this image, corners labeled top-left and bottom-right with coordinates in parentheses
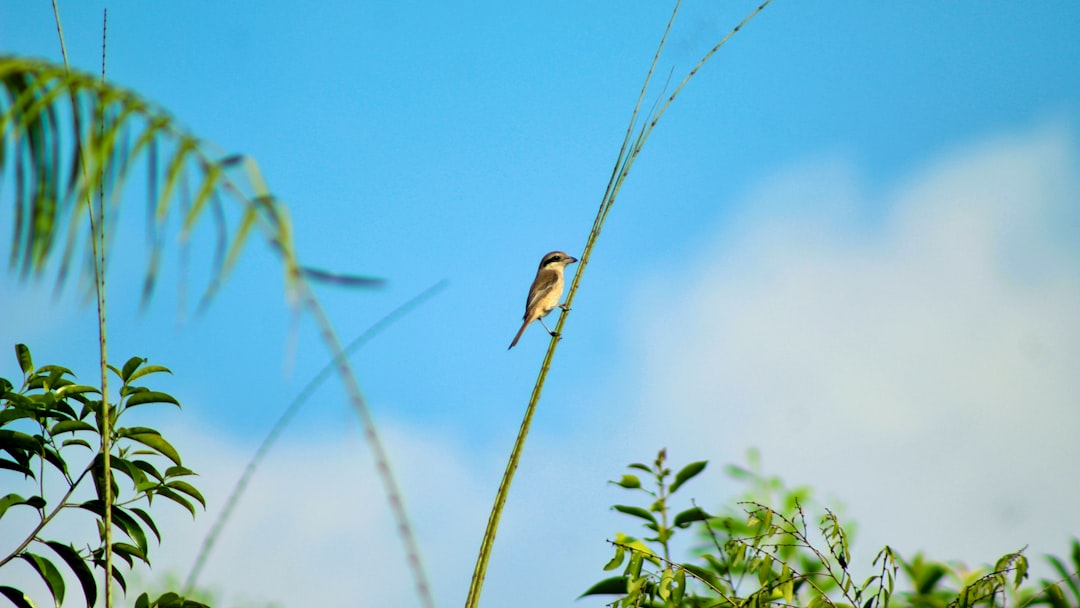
top-left (508, 250), bottom-right (579, 349)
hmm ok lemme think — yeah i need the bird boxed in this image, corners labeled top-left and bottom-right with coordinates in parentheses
top-left (508, 250), bottom-right (579, 349)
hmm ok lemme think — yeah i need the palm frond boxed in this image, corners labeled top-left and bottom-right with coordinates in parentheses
top-left (0, 55), bottom-right (299, 305)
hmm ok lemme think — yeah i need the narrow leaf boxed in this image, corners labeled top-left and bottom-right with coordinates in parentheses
top-left (0, 586), bottom-right (35, 608)
top-left (578, 576), bottom-right (628, 597)
top-left (670, 460), bottom-right (708, 493)
top-left (612, 504), bottom-right (657, 525)
top-left (18, 552), bottom-right (65, 607)
top-left (44, 541), bottom-right (96, 608)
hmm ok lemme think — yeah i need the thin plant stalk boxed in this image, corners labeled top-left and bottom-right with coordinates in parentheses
top-left (52, 3), bottom-right (117, 604)
top-left (464, 2), bottom-right (774, 606)
top-left (297, 279), bottom-right (436, 608)
top-left (183, 280), bottom-right (447, 593)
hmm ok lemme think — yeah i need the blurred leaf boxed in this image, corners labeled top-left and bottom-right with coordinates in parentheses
top-left (579, 574), bottom-right (626, 599)
top-left (672, 567), bottom-right (686, 605)
top-left (613, 504), bottom-right (657, 525)
top-left (673, 506), bottom-right (711, 528)
top-left (670, 460), bottom-right (707, 493)
top-left (301, 265), bottom-right (385, 288)
top-left (604, 546), bottom-right (626, 571)
top-left (612, 474), bottom-right (641, 489)
top-left (1046, 554), bottom-right (1080, 602)
top-left (0, 57), bottom-right (306, 306)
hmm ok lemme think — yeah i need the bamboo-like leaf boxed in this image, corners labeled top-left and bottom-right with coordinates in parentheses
top-left (44, 541), bottom-right (97, 608)
top-left (0, 586), bottom-right (36, 608)
top-left (0, 57), bottom-right (306, 306)
top-left (165, 480), bottom-right (206, 508)
top-left (18, 552), bottom-right (65, 607)
top-left (116, 427), bottom-right (182, 465)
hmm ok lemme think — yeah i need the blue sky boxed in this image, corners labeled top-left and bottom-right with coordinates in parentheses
top-left (3, 1), bottom-right (1080, 607)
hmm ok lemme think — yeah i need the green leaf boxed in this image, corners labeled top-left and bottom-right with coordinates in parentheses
top-left (156, 486), bottom-right (197, 517)
top-left (117, 429), bottom-right (182, 465)
top-left (61, 438), bottom-right (93, 450)
top-left (578, 576), bottom-right (628, 597)
top-left (126, 364), bottom-right (172, 383)
top-left (135, 593), bottom-right (151, 608)
top-left (120, 357), bottom-right (146, 382)
top-left (0, 586), bottom-right (36, 608)
top-left (612, 504), bottom-right (657, 525)
top-left (627, 463), bottom-right (652, 473)
top-left (50, 419), bottom-right (96, 435)
top-left (44, 541), bottom-right (96, 608)
top-left (1045, 554), bottom-right (1080, 602)
top-left (130, 507), bottom-right (162, 543)
top-left (672, 506), bottom-right (711, 528)
top-left (672, 567), bottom-right (686, 605)
top-left (18, 552), bottom-right (65, 607)
top-left (166, 480), bottom-right (206, 508)
top-left (124, 390), bottom-right (180, 408)
top-left (0, 493), bottom-right (46, 517)
top-left (603, 546), bottom-right (626, 571)
top-left (670, 460), bottom-right (708, 493)
top-left (612, 474), bottom-right (641, 489)
top-left (15, 344), bottom-right (33, 375)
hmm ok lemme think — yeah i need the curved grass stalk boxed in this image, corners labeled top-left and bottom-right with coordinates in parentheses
top-left (296, 278), bottom-right (436, 608)
top-left (183, 280), bottom-right (447, 594)
top-left (464, 2), bottom-right (774, 606)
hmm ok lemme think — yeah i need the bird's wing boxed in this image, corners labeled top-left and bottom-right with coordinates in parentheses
top-left (524, 269), bottom-right (560, 314)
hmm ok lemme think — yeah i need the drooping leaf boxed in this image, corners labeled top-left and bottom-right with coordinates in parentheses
top-left (18, 552), bottom-right (65, 607)
top-left (44, 541), bottom-right (97, 608)
top-left (611, 474), bottom-right (641, 489)
top-left (116, 428), bottom-right (181, 465)
top-left (166, 480), bottom-right (206, 508)
top-left (0, 586), bottom-right (35, 608)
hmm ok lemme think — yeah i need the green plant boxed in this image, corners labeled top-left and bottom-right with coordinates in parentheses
top-left (585, 450), bottom-right (1076, 608)
top-left (0, 344), bottom-right (208, 607)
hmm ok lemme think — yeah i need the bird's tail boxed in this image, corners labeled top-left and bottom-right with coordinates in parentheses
top-left (508, 319), bottom-right (530, 349)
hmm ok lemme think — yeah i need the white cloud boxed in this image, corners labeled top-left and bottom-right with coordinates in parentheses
top-left (629, 122), bottom-right (1080, 574)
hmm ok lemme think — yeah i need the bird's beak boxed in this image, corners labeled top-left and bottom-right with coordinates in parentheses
top-left (568, 256), bottom-right (579, 264)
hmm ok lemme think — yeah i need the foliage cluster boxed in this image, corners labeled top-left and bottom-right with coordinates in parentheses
top-left (584, 449), bottom-right (1080, 608)
top-left (0, 344), bottom-right (208, 607)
